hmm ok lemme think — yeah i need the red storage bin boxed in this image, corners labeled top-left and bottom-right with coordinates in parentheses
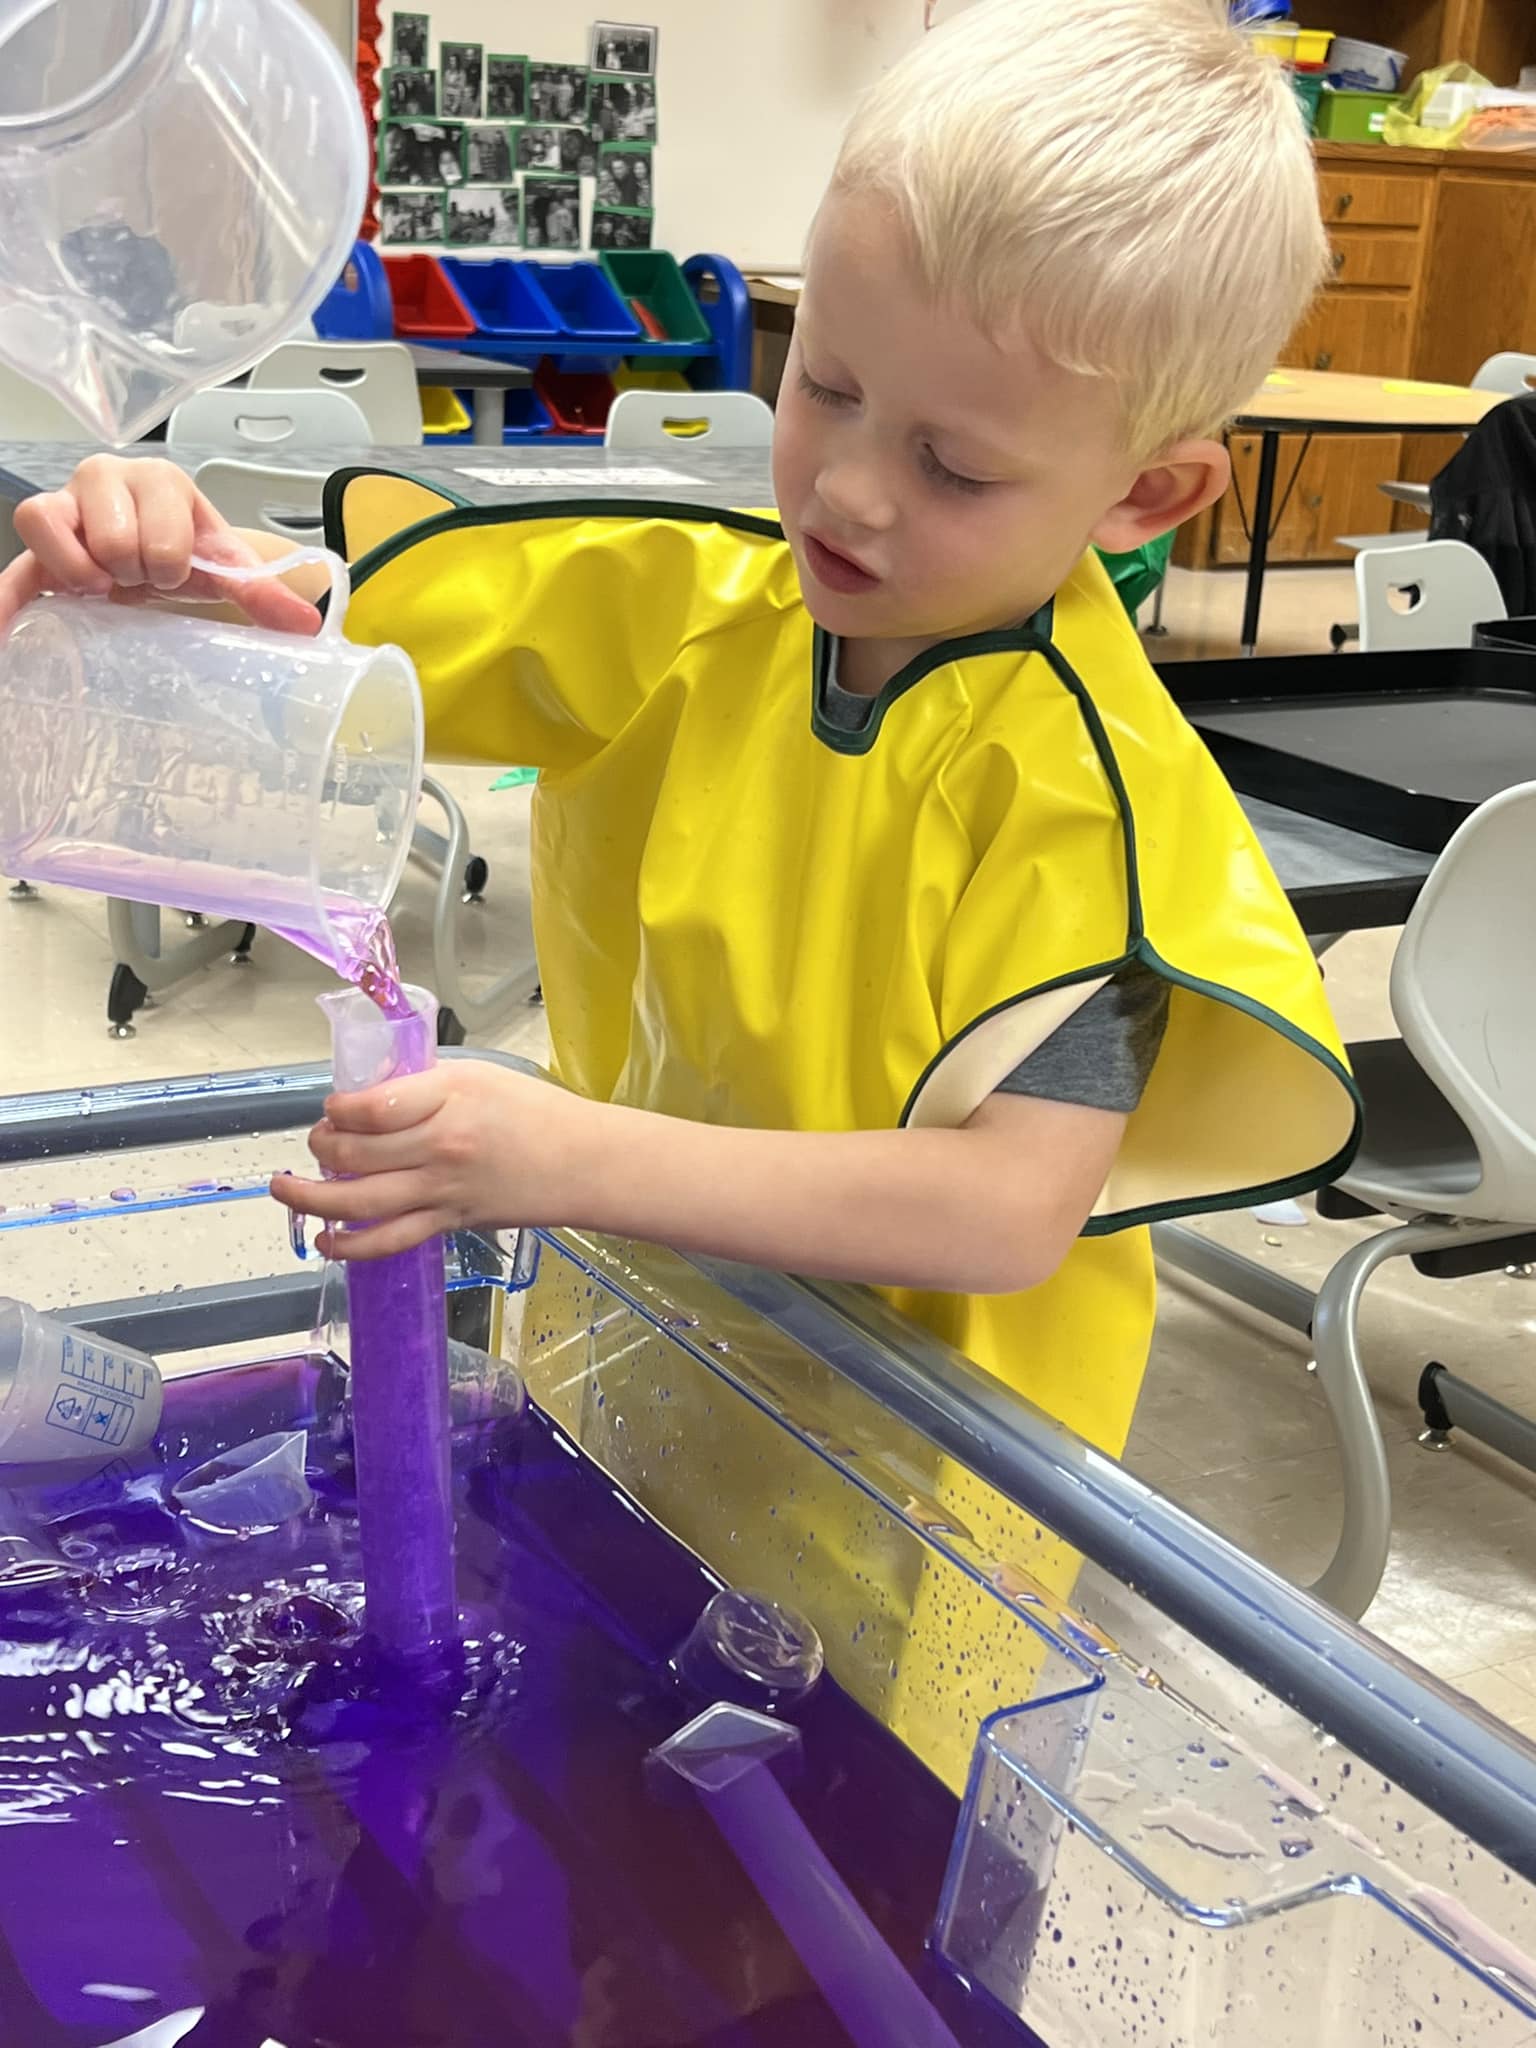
top-left (534, 365), bottom-right (617, 437)
top-left (382, 255), bottom-right (474, 339)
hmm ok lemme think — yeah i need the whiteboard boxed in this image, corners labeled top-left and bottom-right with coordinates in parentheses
top-left (375, 1), bottom-right (958, 270)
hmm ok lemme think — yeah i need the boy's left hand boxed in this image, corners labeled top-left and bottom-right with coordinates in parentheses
top-left (271, 1062), bottom-right (595, 1261)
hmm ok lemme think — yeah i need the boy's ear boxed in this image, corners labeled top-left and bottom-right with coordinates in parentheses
top-left (1089, 439), bottom-right (1230, 555)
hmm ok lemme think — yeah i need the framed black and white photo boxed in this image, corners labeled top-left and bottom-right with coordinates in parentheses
top-left (515, 124), bottom-right (564, 172)
top-left (527, 62), bottom-right (588, 124)
top-left (589, 22), bottom-right (658, 76)
top-left (392, 11), bottom-right (429, 69)
top-left (485, 54), bottom-right (527, 120)
top-left (590, 207), bottom-right (653, 252)
top-left (440, 42), bottom-right (483, 118)
top-left (385, 67), bottom-right (436, 117)
top-left (378, 119), bottom-right (464, 188)
top-left (379, 189), bottom-right (444, 246)
top-left (523, 175), bottom-right (581, 252)
top-left (464, 124), bottom-right (513, 183)
top-left (589, 74), bottom-right (657, 143)
top-left (596, 143), bottom-right (652, 212)
top-left (445, 185), bottom-right (520, 248)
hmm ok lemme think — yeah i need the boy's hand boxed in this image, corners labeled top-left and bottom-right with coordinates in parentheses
top-left (0, 455), bottom-right (322, 636)
top-left (271, 1062), bottom-right (597, 1261)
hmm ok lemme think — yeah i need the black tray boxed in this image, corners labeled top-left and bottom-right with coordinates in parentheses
top-left (1156, 649), bottom-right (1536, 855)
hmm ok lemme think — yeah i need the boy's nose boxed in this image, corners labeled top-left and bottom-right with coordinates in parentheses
top-left (814, 456), bottom-right (898, 535)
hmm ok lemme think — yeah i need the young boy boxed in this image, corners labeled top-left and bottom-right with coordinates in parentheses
top-left (0, 0), bottom-right (1356, 1474)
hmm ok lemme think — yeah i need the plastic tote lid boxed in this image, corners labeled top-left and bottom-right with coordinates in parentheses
top-left (0, 0), bottom-right (368, 443)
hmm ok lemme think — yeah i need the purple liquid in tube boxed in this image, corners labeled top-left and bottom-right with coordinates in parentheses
top-left (322, 915), bottom-right (456, 1660)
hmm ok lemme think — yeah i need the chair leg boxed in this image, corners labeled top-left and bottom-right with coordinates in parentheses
top-left (1306, 1217), bottom-right (1515, 1618)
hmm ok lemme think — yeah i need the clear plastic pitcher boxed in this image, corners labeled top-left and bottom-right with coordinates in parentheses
top-left (0, 548), bottom-right (423, 979)
top-left (0, 0), bottom-right (368, 442)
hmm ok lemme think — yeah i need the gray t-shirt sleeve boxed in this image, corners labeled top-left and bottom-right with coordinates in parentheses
top-left (995, 965), bottom-right (1170, 1114)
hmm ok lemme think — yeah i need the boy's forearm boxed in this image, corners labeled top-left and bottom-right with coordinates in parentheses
top-left (559, 1096), bottom-right (1121, 1295)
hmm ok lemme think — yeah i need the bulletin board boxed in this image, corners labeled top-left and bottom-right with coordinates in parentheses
top-left (367, 2), bottom-right (953, 268)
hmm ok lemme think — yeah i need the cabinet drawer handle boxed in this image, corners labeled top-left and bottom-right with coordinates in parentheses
top-left (1336, 191), bottom-right (1353, 214)
top-left (1331, 248), bottom-right (1346, 273)
top-left (1314, 350), bottom-right (1333, 371)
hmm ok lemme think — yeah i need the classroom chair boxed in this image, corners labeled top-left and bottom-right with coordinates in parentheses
top-left (1354, 538), bottom-right (1505, 652)
top-left (605, 388), bottom-right (774, 450)
top-left (1293, 781), bottom-right (1536, 1618)
top-left (166, 388), bottom-right (371, 457)
top-left (194, 458), bottom-right (327, 540)
top-left (249, 340), bottom-right (423, 445)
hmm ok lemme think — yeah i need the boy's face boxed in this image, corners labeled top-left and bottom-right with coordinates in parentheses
top-left (773, 189), bottom-right (1203, 648)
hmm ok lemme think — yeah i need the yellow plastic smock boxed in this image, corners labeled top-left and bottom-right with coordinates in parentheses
top-left (326, 472), bottom-right (1360, 1780)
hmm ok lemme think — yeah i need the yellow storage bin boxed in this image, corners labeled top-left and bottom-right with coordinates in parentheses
top-left (1243, 23), bottom-right (1334, 67)
top-left (420, 387), bottom-right (472, 438)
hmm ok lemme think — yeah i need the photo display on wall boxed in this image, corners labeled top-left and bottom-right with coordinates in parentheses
top-left (377, 18), bottom-right (657, 253)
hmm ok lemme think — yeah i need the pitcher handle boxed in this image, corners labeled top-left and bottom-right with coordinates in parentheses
top-left (189, 546), bottom-right (351, 639)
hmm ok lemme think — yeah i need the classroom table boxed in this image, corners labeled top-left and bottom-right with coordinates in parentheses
top-left (403, 344), bottom-right (531, 446)
top-left (0, 437), bottom-right (1440, 938)
top-left (1229, 367), bottom-right (1506, 656)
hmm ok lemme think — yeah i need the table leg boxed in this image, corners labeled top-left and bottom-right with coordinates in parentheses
top-left (1240, 428), bottom-right (1279, 657)
top-left (471, 389), bottom-right (506, 447)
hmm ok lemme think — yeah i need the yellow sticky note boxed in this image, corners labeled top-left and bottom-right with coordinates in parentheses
top-left (1382, 379), bottom-right (1470, 396)
top-left (1263, 373), bottom-right (1297, 387)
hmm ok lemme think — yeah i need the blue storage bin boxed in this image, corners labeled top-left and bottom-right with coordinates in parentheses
top-left (523, 260), bottom-right (642, 343)
top-left (313, 239), bottom-right (393, 341)
top-left (503, 387), bottom-right (555, 440)
top-left (440, 257), bottom-right (562, 343)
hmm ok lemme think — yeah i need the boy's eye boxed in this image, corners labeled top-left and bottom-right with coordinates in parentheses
top-left (798, 369), bottom-right (854, 408)
top-left (919, 444), bottom-right (987, 495)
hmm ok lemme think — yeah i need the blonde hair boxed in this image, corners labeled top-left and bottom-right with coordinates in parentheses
top-left (830, 0), bottom-right (1325, 457)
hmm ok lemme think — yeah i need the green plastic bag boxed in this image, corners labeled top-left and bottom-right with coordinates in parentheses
top-left (1095, 528), bottom-right (1174, 619)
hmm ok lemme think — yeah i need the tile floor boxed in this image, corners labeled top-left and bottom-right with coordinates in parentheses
top-left (3, 561), bottom-right (1533, 1774)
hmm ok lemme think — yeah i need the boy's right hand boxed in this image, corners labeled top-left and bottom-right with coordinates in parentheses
top-left (0, 455), bottom-right (322, 637)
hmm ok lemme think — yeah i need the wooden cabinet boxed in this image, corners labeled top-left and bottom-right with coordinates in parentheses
top-left (1180, 133), bottom-right (1536, 571)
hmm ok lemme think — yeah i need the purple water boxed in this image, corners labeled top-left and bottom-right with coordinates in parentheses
top-left (0, 1358), bottom-right (1028, 2047)
top-left (329, 917), bottom-right (456, 1660)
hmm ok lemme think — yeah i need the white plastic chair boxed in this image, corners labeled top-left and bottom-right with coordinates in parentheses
top-left (249, 340), bottom-right (423, 444)
top-left (1354, 539), bottom-right (1505, 652)
top-left (1293, 782), bottom-right (1536, 1617)
top-left (194, 459), bottom-right (327, 541)
top-left (605, 388), bottom-right (774, 450)
top-left (166, 388), bottom-right (371, 457)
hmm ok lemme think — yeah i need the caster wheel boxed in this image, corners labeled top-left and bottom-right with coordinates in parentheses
top-left (108, 962), bottom-right (149, 1037)
top-left (8, 880), bottom-right (39, 903)
top-left (462, 855), bottom-right (489, 906)
top-left (437, 1007), bottom-right (467, 1048)
top-left (108, 1022), bottom-right (137, 1041)
top-left (184, 911), bottom-right (207, 929)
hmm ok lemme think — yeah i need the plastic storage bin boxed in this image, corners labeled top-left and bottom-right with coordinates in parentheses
top-left (381, 255), bottom-right (474, 340)
top-left (524, 261), bottom-right (641, 344)
top-left (1315, 85), bottom-right (1396, 141)
top-left (598, 251), bottom-right (711, 345)
top-left (439, 257), bottom-right (561, 344)
top-left (1291, 70), bottom-right (1324, 130)
top-left (313, 240), bottom-right (393, 342)
top-left (1326, 36), bottom-right (1408, 90)
top-left (419, 388), bottom-right (472, 439)
top-left (502, 387), bottom-right (555, 440)
top-left (534, 365), bottom-right (616, 435)
top-left (1242, 23), bottom-right (1334, 66)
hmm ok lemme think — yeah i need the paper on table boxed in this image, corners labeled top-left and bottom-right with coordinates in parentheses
top-left (455, 464), bottom-right (707, 487)
top-left (1382, 379), bottom-right (1474, 396)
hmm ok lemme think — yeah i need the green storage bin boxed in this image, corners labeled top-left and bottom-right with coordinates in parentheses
top-left (1291, 71), bottom-right (1323, 132)
top-left (598, 250), bottom-right (711, 345)
top-left (1315, 86), bottom-right (1395, 143)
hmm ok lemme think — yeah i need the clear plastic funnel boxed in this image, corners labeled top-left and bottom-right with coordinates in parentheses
top-left (0, 0), bottom-right (367, 442)
top-left (0, 549), bottom-right (423, 980)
